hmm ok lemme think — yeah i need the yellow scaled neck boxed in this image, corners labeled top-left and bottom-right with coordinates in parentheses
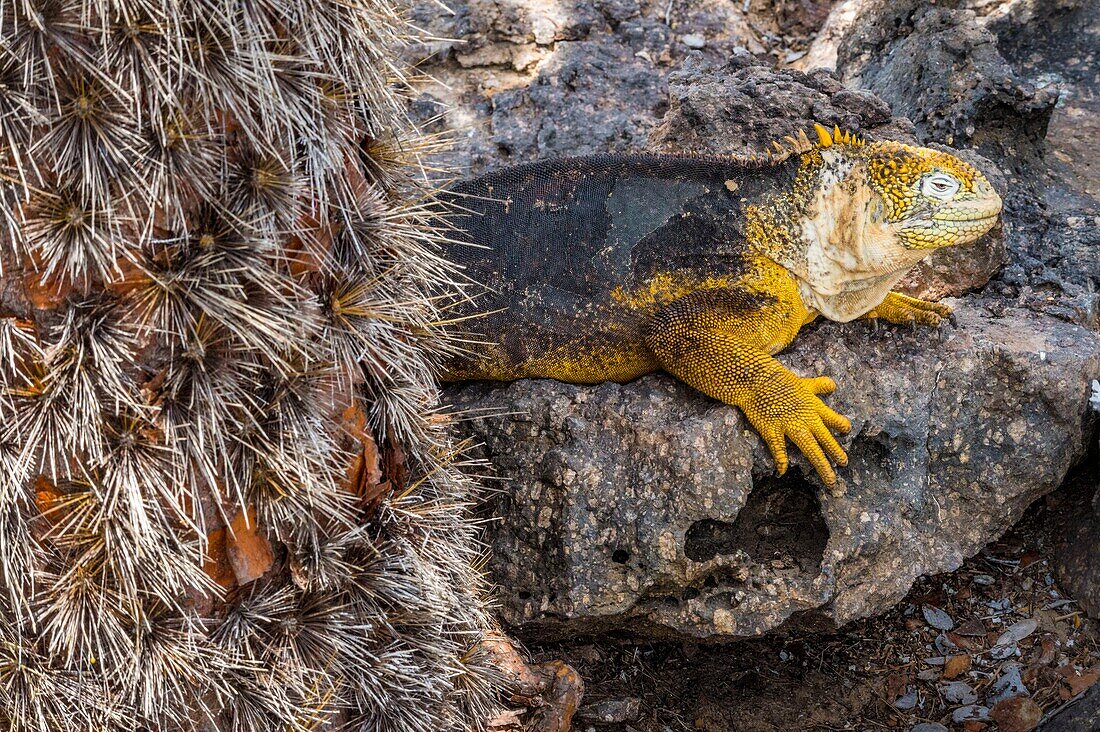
top-left (751, 148), bottom-right (931, 323)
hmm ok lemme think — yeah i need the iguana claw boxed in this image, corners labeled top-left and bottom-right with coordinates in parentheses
top-left (868, 292), bottom-right (953, 327)
top-left (742, 372), bottom-right (851, 486)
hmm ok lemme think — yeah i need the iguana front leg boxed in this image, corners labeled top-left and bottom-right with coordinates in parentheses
top-left (862, 291), bottom-right (952, 326)
top-left (645, 287), bottom-right (851, 485)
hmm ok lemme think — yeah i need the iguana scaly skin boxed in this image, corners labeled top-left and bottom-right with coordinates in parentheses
top-left (440, 125), bottom-right (1002, 486)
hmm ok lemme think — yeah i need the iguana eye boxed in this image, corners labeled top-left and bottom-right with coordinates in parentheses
top-left (921, 173), bottom-right (960, 199)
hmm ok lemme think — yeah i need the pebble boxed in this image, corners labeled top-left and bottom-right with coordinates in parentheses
top-left (973, 574), bottom-right (996, 586)
top-left (681, 34), bottom-right (706, 49)
top-left (990, 642), bottom-right (1019, 660)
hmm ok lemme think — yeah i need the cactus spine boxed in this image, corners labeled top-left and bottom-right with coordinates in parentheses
top-left (0, 0), bottom-right (497, 729)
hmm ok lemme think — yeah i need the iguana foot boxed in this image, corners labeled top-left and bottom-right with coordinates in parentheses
top-left (741, 372), bottom-right (851, 486)
top-left (866, 292), bottom-right (952, 327)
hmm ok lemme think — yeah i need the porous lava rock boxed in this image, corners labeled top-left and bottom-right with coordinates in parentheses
top-left (405, 0), bottom-right (831, 176)
top-left (1055, 468), bottom-right (1100, 619)
top-left (451, 303), bottom-right (1098, 638)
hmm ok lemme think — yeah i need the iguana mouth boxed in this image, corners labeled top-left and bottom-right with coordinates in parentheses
top-left (933, 212), bottom-right (1001, 223)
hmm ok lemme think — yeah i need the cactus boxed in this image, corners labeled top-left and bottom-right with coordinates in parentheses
top-left (0, 0), bottom-right (497, 729)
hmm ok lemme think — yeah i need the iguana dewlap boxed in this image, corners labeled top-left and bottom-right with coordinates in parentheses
top-left (440, 125), bottom-right (1002, 486)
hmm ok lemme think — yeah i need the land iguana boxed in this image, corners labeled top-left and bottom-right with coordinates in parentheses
top-left (439, 125), bottom-right (1002, 486)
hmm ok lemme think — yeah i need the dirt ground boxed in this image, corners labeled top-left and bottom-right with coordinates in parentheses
top-left (519, 462), bottom-right (1100, 731)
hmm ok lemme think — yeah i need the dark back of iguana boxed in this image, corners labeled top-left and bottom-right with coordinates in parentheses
top-left (439, 153), bottom-right (797, 369)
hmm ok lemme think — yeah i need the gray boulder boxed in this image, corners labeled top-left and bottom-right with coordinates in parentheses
top-left (449, 303), bottom-right (1098, 639)
top-left (1055, 469), bottom-right (1100, 619)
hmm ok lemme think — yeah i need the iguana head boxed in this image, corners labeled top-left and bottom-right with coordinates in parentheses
top-left (859, 138), bottom-right (1002, 250)
top-left (746, 124), bottom-right (1002, 321)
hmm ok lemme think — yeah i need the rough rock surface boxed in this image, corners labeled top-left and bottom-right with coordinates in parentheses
top-left (1055, 473), bottom-right (1100, 619)
top-left (1038, 681), bottom-right (1100, 732)
top-left (405, 0), bottom-right (834, 176)
top-left (838, 1), bottom-right (1059, 151)
top-left (835, 0), bottom-right (1100, 312)
top-left (989, 0), bottom-right (1100, 200)
top-left (832, 0), bottom-right (1100, 629)
top-left (451, 303), bottom-right (1098, 638)
top-left (437, 0), bottom-right (1100, 642)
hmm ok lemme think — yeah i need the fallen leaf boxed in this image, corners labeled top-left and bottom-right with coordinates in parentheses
top-left (935, 632), bottom-right (958, 655)
top-left (940, 680), bottom-right (978, 704)
top-left (338, 403), bottom-right (386, 505)
top-left (989, 696), bottom-right (1042, 732)
top-left (893, 687), bottom-right (918, 710)
top-left (923, 605), bottom-right (954, 631)
top-left (950, 704), bottom-right (994, 722)
top-left (1018, 551), bottom-right (1042, 569)
top-left (884, 671), bottom-right (911, 701)
top-left (1033, 636), bottom-right (1056, 666)
top-left (1056, 664), bottom-right (1100, 697)
top-left (949, 631), bottom-right (984, 652)
top-left (953, 704), bottom-right (990, 723)
top-left (989, 663), bottom-right (1028, 705)
top-left (997, 618), bottom-right (1038, 646)
top-left (943, 653), bottom-right (972, 679)
top-left (227, 506), bottom-right (274, 585)
top-left (955, 618), bottom-right (987, 637)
